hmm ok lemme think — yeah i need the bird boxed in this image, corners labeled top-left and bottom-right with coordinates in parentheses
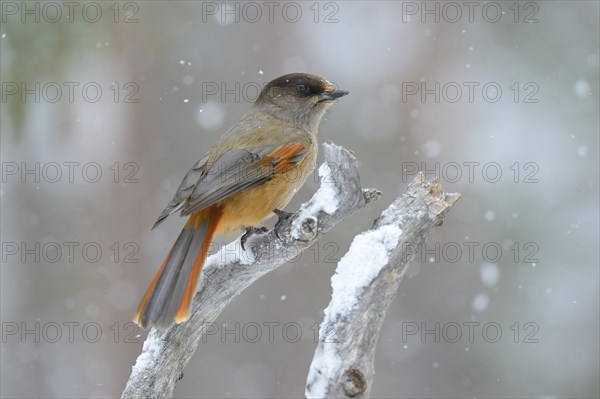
top-left (133, 73), bottom-right (348, 329)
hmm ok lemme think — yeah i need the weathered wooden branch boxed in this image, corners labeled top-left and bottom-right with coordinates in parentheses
top-left (306, 173), bottom-right (461, 398)
top-left (122, 142), bottom-right (381, 399)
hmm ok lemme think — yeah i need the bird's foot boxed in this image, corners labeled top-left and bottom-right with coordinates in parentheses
top-left (274, 209), bottom-right (294, 240)
top-left (240, 226), bottom-right (268, 251)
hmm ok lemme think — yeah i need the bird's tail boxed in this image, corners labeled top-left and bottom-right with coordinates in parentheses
top-left (134, 207), bottom-right (223, 329)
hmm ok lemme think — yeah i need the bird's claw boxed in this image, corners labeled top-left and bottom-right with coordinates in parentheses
top-left (241, 226), bottom-right (268, 251)
top-left (274, 209), bottom-right (294, 240)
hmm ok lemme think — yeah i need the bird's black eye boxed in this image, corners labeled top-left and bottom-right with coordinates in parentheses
top-left (297, 83), bottom-right (309, 94)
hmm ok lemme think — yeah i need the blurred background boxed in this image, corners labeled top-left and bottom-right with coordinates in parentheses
top-left (1, 1), bottom-right (598, 398)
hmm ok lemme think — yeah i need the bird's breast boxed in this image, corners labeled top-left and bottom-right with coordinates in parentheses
top-left (216, 156), bottom-right (315, 233)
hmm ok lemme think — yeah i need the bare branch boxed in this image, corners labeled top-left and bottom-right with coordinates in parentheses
top-left (122, 142), bottom-right (381, 399)
top-left (306, 173), bottom-right (461, 398)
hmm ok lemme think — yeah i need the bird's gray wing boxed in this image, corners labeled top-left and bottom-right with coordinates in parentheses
top-left (152, 143), bottom-right (307, 228)
top-left (152, 153), bottom-right (210, 229)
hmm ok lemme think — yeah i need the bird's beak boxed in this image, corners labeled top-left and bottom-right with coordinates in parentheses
top-left (320, 89), bottom-right (349, 100)
top-left (320, 82), bottom-right (349, 101)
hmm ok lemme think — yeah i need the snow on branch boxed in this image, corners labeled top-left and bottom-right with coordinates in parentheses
top-left (121, 142), bottom-right (381, 399)
top-left (306, 173), bottom-right (461, 398)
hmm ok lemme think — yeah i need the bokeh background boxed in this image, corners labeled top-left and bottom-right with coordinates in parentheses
top-left (1, 1), bottom-right (598, 398)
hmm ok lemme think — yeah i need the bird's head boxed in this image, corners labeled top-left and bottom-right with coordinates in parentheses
top-left (255, 73), bottom-right (348, 131)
